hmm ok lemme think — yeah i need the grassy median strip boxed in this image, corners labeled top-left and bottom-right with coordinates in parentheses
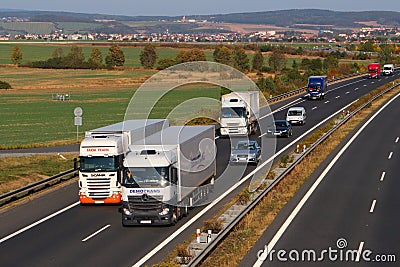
top-left (152, 79), bottom-right (400, 267)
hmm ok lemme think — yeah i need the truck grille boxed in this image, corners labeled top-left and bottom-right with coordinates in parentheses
top-left (87, 178), bottom-right (111, 198)
top-left (128, 195), bottom-right (163, 211)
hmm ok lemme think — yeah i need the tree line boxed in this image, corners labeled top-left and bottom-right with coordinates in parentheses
top-left (11, 45), bottom-right (125, 69)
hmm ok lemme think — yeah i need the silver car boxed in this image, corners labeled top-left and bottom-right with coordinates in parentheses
top-left (230, 140), bottom-right (261, 164)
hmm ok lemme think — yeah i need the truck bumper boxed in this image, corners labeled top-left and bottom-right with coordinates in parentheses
top-left (122, 210), bottom-right (172, 226)
top-left (79, 192), bottom-right (121, 204)
top-left (220, 127), bottom-right (248, 136)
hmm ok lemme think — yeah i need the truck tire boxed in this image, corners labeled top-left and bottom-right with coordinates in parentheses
top-left (170, 209), bottom-right (178, 226)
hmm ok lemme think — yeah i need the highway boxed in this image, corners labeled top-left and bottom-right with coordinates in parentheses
top-left (0, 73), bottom-right (399, 267)
top-left (244, 87), bottom-right (400, 266)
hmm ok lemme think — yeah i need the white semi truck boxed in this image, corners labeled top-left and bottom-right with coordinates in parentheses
top-left (219, 91), bottom-right (259, 136)
top-left (78, 119), bottom-right (169, 204)
top-left (121, 125), bottom-right (216, 226)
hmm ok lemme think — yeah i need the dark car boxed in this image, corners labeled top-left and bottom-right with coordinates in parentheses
top-left (230, 140), bottom-right (261, 164)
top-left (267, 120), bottom-right (293, 137)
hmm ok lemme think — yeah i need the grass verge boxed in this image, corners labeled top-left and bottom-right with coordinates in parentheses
top-left (0, 153), bottom-right (78, 195)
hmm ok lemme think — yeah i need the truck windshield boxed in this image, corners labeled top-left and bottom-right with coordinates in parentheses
top-left (80, 156), bottom-right (118, 172)
top-left (123, 167), bottom-right (170, 188)
top-left (288, 110), bottom-right (302, 116)
top-left (308, 85), bottom-right (321, 91)
top-left (221, 107), bottom-right (245, 118)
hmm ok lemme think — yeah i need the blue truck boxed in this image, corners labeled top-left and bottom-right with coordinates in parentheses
top-left (307, 76), bottom-right (327, 100)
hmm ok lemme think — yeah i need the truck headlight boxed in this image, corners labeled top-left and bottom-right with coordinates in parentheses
top-left (123, 208), bottom-right (132, 216)
top-left (249, 153), bottom-right (256, 158)
top-left (159, 207), bottom-right (170, 216)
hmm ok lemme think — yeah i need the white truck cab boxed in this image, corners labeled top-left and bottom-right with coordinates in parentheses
top-left (286, 106), bottom-right (306, 125)
top-left (383, 64), bottom-right (394, 76)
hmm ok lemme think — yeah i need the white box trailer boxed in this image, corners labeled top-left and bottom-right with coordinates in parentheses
top-left (219, 91), bottom-right (259, 136)
top-left (78, 119), bottom-right (169, 204)
top-left (121, 125), bottom-right (216, 225)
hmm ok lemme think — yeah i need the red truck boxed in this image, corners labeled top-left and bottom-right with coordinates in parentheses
top-left (368, 63), bottom-right (380, 79)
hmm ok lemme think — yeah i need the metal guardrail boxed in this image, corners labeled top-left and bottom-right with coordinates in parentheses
top-left (0, 168), bottom-right (77, 206)
top-left (267, 72), bottom-right (367, 103)
top-left (188, 81), bottom-right (400, 266)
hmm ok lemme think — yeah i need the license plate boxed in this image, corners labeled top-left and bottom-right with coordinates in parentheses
top-left (140, 220), bottom-right (152, 224)
top-left (94, 200), bottom-right (104, 204)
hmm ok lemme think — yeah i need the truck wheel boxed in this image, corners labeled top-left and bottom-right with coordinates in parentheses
top-left (170, 209), bottom-right (178, 226)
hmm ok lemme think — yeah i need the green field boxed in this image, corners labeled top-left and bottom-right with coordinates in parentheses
top-left (0, 66), bottom-right (221, 148)
top-left (0, 22), bottom-right (56, 35)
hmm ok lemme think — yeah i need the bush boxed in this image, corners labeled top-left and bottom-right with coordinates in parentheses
top-left (0, 80), bottom-right (11, 89)
top-left (203, 218), bottom-right (224, 233)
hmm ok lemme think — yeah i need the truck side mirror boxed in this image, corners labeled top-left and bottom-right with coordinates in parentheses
top-left (73, 158), bottom-right (79, 171)
top-left (171, 168), bottom-right (178, 184)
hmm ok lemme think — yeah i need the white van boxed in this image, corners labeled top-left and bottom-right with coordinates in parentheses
top-left (286, 106), bottom-right (306, 125)
top-left (383, 64), bottom-right (394, 76)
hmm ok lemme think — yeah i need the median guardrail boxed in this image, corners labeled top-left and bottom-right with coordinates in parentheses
top-left (0, 168), bottom-right (77, 206)
top-left (187, 81), bottom-right (400, 266)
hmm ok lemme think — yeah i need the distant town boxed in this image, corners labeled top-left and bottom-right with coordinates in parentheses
top-left (0, 15), bottom-right (399, 44)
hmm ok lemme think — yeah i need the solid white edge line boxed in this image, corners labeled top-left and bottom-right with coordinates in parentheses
top-left (133, 99), bottom-right (359, 267)
top-left (253, 91), bottom-right (400, 267)
top-left (380, 172), bottom-right (386, 182)
top-left (82, 224), bottom-right (111, 242)
top-left (0, 201), bottom-right (80, 244)
top-left (355, 241), bottom-right (365, 262)
top-left (388, 152), bottom-right (393, 159)
top-left (369, 200), bottom-right (377, 213)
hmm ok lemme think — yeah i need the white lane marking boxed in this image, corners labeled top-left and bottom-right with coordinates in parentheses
top-left (328, 79), bottom-right (361, 93)
top-left (380, 172), bottom-right (386, 181)
top-left (355, 87), bottom-right (359, 91)
top-left (345, 91), bottom-right (350, 94)
top-left (260, 98), bottom-right (305, 120)
top-left (82, 224), bottom-right (110, 242)
top-left (135, 100), bottom-right (360, 267)
top-left (215, 136), bottom-right (220, 140)
top-left (388, 152), bottom-right (393, 159)
top-left (369, 200), bottom-right (377, 213)
top-left (355, 241), bottom-right (365, 262)
top-left (395, 137), bottom-right (399, 143)
top-left (324, 100), bottom-right (330, 104)
top-left (335, 96), bottom-right (340, 99)
top-left (0, 201), bottom-right (80, 244)
top-left (311, 106), bottom-right (317, 110)
top-left (364, 84), bottom-right (367, 87)
top-left (253, 91), bottom-right (400, 267)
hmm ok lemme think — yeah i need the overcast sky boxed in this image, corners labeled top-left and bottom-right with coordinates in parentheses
top-left (1, 0), bottom-right (400, 16)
